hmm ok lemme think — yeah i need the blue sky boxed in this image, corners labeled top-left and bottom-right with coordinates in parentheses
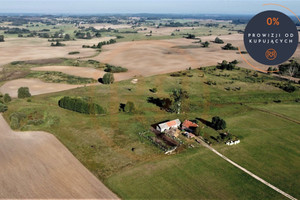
top-left (0, 0), bottom-right (300, 15)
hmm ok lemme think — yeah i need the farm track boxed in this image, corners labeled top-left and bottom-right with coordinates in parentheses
top-left (248, 106), bottom-right (300, 124)
top-left (197, 137), bottom-right (297, 200)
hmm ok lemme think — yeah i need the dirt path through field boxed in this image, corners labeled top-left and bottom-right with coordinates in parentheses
top-left (0, 114), bottom-right (119, 199)
top-left (197, 137), bottom-right (297, 200)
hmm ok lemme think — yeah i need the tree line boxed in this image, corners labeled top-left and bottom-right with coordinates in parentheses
top-left (58, 96), bottom-right (105, 115)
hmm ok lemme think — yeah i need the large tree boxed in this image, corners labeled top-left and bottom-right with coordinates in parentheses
top-left (211, 116), bottom-right (226, 130)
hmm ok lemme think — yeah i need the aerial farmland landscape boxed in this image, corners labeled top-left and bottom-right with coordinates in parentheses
top-left (0, 0), bottom-right (299, 199)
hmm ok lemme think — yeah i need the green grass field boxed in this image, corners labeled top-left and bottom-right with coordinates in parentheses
top-left (2, 65), bottom-right (300, 199)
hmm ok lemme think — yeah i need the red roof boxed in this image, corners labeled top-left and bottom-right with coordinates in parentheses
top-left (182, 120), bottom-right (198, 128)
top-left (166, 120), bottom-right (177, 127)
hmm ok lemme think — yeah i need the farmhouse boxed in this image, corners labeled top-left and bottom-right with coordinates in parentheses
top-left (156, 119), bottom-right (181, 132)
top-left (182, 120), bottom-right (198, 132)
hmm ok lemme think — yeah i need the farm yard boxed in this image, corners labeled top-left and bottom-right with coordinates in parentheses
top-left (0, 14), bottom-right (300, 199)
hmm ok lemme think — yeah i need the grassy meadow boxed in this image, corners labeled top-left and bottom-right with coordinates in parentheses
top-left (2, 65), bottom-right (300, 199)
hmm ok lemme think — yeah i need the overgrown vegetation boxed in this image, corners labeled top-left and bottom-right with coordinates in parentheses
top-left (104, 64), bottom-right (128, 73)
top-left (27, 71), bottom-right (96, 84)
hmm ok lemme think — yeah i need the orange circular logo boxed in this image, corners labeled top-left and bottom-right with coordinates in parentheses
top-left (265, 48), bottom-right (277, 60)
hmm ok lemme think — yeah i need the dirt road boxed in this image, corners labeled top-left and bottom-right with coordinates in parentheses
top-left (0, 114), bottom-right (119, 199)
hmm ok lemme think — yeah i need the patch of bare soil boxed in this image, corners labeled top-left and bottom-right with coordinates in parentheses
top-left (92, 34), bottom-right (300, 80)
top-left (0, 115), bottom-right (119, 199)
top-left (0, 37), bottom-right (114, 66)
top-left (0, 78), bottom-right (84, 98)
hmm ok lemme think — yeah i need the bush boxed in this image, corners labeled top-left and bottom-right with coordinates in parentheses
top-left (102, 73), bottom-right (114, 84)
top-left (201, 41), bottom-right (210, 48)
top-left (211, 116), bottom-right (226, 130)
top-left (222, 43), bottom-right (238, 50)
top-left (18, 87), bottom-right (31, 98)
top-left (104, 64), bottom-right (128, 73)
top-left (51, 41), bottom-right (66, 47)
top-left (58, 96), bottom-right (105, 115)
top-left (150, 88), bottom-right (157, 93)
top-left (10, 116), bottom-right (20, 129)
top-left (281, 83), bottom-right (296, 93)
top-left (185, 34), bottom-right (195, 39)
top-left (3, 93), bottom-right (12, 103)
top-left (68, 51), bottom-right (80, 55)
top-left (124, 101), bottom-right (136, 113)
top-left (214, 37), bottom-right (224, 44)
top-left (0, 103), bottom-right (8, 113)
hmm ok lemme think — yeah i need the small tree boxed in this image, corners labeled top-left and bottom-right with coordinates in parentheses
top-left (124, 101), bottom-right (135, 113)
top-left (102, 73), bottom-right (114, 84)
top-left (3, 93), bottom-right (12, 103)
top-left (18, 87), bottom-right (31, 98)
top-left (211, 116), bottom-right (226, 130)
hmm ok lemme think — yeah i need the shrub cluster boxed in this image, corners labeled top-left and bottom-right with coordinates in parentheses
top-left (104, 64), bottom-right (128, 73)
top-left (58, 96), bottom-right (105, 115)
top-left (217, 60), bottom-right (237, 70)
top-left (222, 43), bottom-right (238, 50)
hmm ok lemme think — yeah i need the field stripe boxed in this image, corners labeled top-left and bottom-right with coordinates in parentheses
top-left (202, 142), bottom-right (298, 200)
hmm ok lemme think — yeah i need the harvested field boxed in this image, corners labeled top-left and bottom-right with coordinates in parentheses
top-left (31, 66), bottom-right (132, 82)
top-left (0, 114), bottom-right (118, 199)
top-left (0, 78), bottom-right (84, 98)
top-left (95, 34), bottom-right (300, 76)
top-left (0, 37), bottom-right (114, 66)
